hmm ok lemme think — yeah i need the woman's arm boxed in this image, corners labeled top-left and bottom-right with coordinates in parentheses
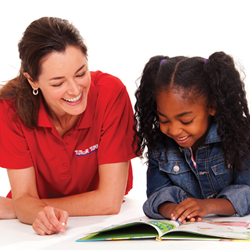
top-left (42, 161), bottom-right (129, 215)
top-left (7, 167), bottom-right (68, 235)
top-left (8, 161), bottom-right (129, 234)
top-left (0, 196), bottom-right (16, 219)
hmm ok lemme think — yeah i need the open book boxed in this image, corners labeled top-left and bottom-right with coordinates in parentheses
top-left (76, 217), bottom-right (250, 241)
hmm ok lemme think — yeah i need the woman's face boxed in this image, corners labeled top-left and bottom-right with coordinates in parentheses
top-left (27, 46), bottom-right (91, 118)
top-left (157, 89), bottom-right (216, 152)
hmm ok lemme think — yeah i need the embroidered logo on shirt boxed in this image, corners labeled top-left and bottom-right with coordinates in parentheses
top-left (75, 144), bottom-right (98, 157)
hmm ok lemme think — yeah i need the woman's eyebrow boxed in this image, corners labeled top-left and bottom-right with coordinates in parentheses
top-left (75, 64), bottom-right (85, 74)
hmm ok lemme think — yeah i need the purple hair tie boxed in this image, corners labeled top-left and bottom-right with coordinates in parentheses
top-left (205, 59), bottom-right (208, 63)
top-left (160, 59), bottom-right (167, 65)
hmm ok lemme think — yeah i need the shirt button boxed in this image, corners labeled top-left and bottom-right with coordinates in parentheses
top-left (62, 163), bottom-right (67, 169)
top-left (173, 164), bottom-right (180, 172)
top-left (63, 149), bottom-right (68, 155)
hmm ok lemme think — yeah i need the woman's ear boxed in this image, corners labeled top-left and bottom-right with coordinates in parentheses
top-left (23, 72), bottom-right (39, 90)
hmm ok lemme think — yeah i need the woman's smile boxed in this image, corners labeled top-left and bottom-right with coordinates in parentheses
top-left (62, 92), bottom-right (83, 103)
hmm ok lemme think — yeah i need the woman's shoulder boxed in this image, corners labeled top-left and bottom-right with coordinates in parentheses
top-left (90, 71), bottom-right (125, 93)
top-left (0, 99), bottom-right (16, 117)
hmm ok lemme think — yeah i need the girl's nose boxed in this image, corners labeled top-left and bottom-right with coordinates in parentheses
top-left (167, 123), bottom-right (182, 137)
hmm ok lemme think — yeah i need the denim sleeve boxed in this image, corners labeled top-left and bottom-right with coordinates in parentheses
top-left (143, 152), bottom-right (188, 219)
top-left (216, 161), bottom-right (250, 216)
top-left (143, 186), bottom-right (188, 219)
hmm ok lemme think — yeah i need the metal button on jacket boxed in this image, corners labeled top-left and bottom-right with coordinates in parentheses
top-left (173, 164), bottom-right (180, 172)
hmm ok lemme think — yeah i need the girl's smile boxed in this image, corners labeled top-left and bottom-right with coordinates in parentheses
top-left (174, 135), bottom-right (191, 144)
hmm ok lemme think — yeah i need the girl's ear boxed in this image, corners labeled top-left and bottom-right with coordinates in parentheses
top-left (209, 103), bottom-right (216, 116)
top-left (23, 72), bottom-right (39, 90)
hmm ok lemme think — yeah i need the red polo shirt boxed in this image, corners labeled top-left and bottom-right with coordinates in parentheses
top-left (0, 71), bottom-right (136, 198)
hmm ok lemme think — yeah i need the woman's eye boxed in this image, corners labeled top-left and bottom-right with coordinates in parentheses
top-left (52, 82), bottom-right (63, 87)
top-left (77, 72), bottom-right (85, 77)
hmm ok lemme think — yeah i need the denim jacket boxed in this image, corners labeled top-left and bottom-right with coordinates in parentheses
top-left (143, 123), bottom-right (250, 218)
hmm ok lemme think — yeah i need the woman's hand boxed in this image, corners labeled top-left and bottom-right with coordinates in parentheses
top-left (32, 206), bottom-right (68, 235)
top-left (0, 196), bottom-right (17, 219)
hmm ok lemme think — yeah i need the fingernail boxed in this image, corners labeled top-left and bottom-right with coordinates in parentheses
top-left (60, 228), bottom-right (65, 234)
top-left (61, 222), bottom-right (65, 226)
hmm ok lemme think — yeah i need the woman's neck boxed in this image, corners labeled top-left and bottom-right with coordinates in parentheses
top-left (50, 112), bottom-right (81, 137)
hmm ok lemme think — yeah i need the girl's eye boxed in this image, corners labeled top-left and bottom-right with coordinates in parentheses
top-left (159, 120), bottom-right (169, 124)
top-left (181, 119), bottom-right (194, 125)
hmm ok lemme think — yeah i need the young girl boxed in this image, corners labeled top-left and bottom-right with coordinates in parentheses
top-left (134, 52), bottom-right (250, 223)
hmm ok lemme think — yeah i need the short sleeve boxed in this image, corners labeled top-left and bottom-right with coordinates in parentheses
top-left (97, 85), bottom-right (136, 165)
top-left (0, 100), bottom-right (33, 169)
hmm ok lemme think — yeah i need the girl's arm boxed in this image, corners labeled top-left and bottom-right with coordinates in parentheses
top-left (159, 197), bottom-right (236, 223)
top-left (7, 161), bottom-right (129, 235)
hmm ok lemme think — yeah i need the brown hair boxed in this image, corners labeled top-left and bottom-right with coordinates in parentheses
top-left (0, 17), bottom-right (88, 128)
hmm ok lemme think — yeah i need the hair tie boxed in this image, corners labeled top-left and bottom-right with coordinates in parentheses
top-left (205, 59), bottom-right (208, 63)
top-left (160, 59), bottom-right (167, 65)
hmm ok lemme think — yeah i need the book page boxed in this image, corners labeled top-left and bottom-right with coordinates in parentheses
top-left (163, 221), bottom-right (250, 240)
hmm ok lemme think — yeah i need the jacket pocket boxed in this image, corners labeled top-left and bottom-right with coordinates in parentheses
top-left (159, 161), bottom-right (195, 191)
top-left (211, 163), bottom-right (232, 187)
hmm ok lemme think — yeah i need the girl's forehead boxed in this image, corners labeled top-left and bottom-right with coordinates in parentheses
top-left (157, 89), bottom-right (206, 108)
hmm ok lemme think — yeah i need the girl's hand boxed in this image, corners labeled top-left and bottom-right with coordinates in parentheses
top-left (32, 206), bottom-right (68, 235)
top-left (170, 198), bottom-right (210, 223)
top-left (159, 201), bottom-right (202, 223)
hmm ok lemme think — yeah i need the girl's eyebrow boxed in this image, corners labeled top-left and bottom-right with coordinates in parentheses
top-left (157, 111), bottom-right (168, 118)
top-left (176, 111), bottom-right (193, 118)
top-left (157, 110), bottom-right (193, 118)
top-left (48, 64), bottom-right (85, 81)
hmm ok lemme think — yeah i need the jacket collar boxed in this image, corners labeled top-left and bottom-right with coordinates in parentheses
top-left (203, 122), bottom-right (221, 145)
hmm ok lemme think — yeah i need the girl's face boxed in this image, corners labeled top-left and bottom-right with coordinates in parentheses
top-left (25, 46), bottom-right (91, 118)
top-left (157, 89), bottom-right (216, 152)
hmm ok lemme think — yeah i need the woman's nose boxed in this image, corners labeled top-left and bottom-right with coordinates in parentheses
top-left (68, 80), bottom-right (79, 94)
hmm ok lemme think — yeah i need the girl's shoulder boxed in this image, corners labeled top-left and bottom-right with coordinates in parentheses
top-left (152, 135), bottom-right (180, 158)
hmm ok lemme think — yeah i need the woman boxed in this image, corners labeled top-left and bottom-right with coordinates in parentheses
top-left (0, 17), bottom-right (136, 235)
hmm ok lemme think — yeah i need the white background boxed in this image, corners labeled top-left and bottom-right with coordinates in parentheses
top-left (0, 0), bottom-right (249, 199)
